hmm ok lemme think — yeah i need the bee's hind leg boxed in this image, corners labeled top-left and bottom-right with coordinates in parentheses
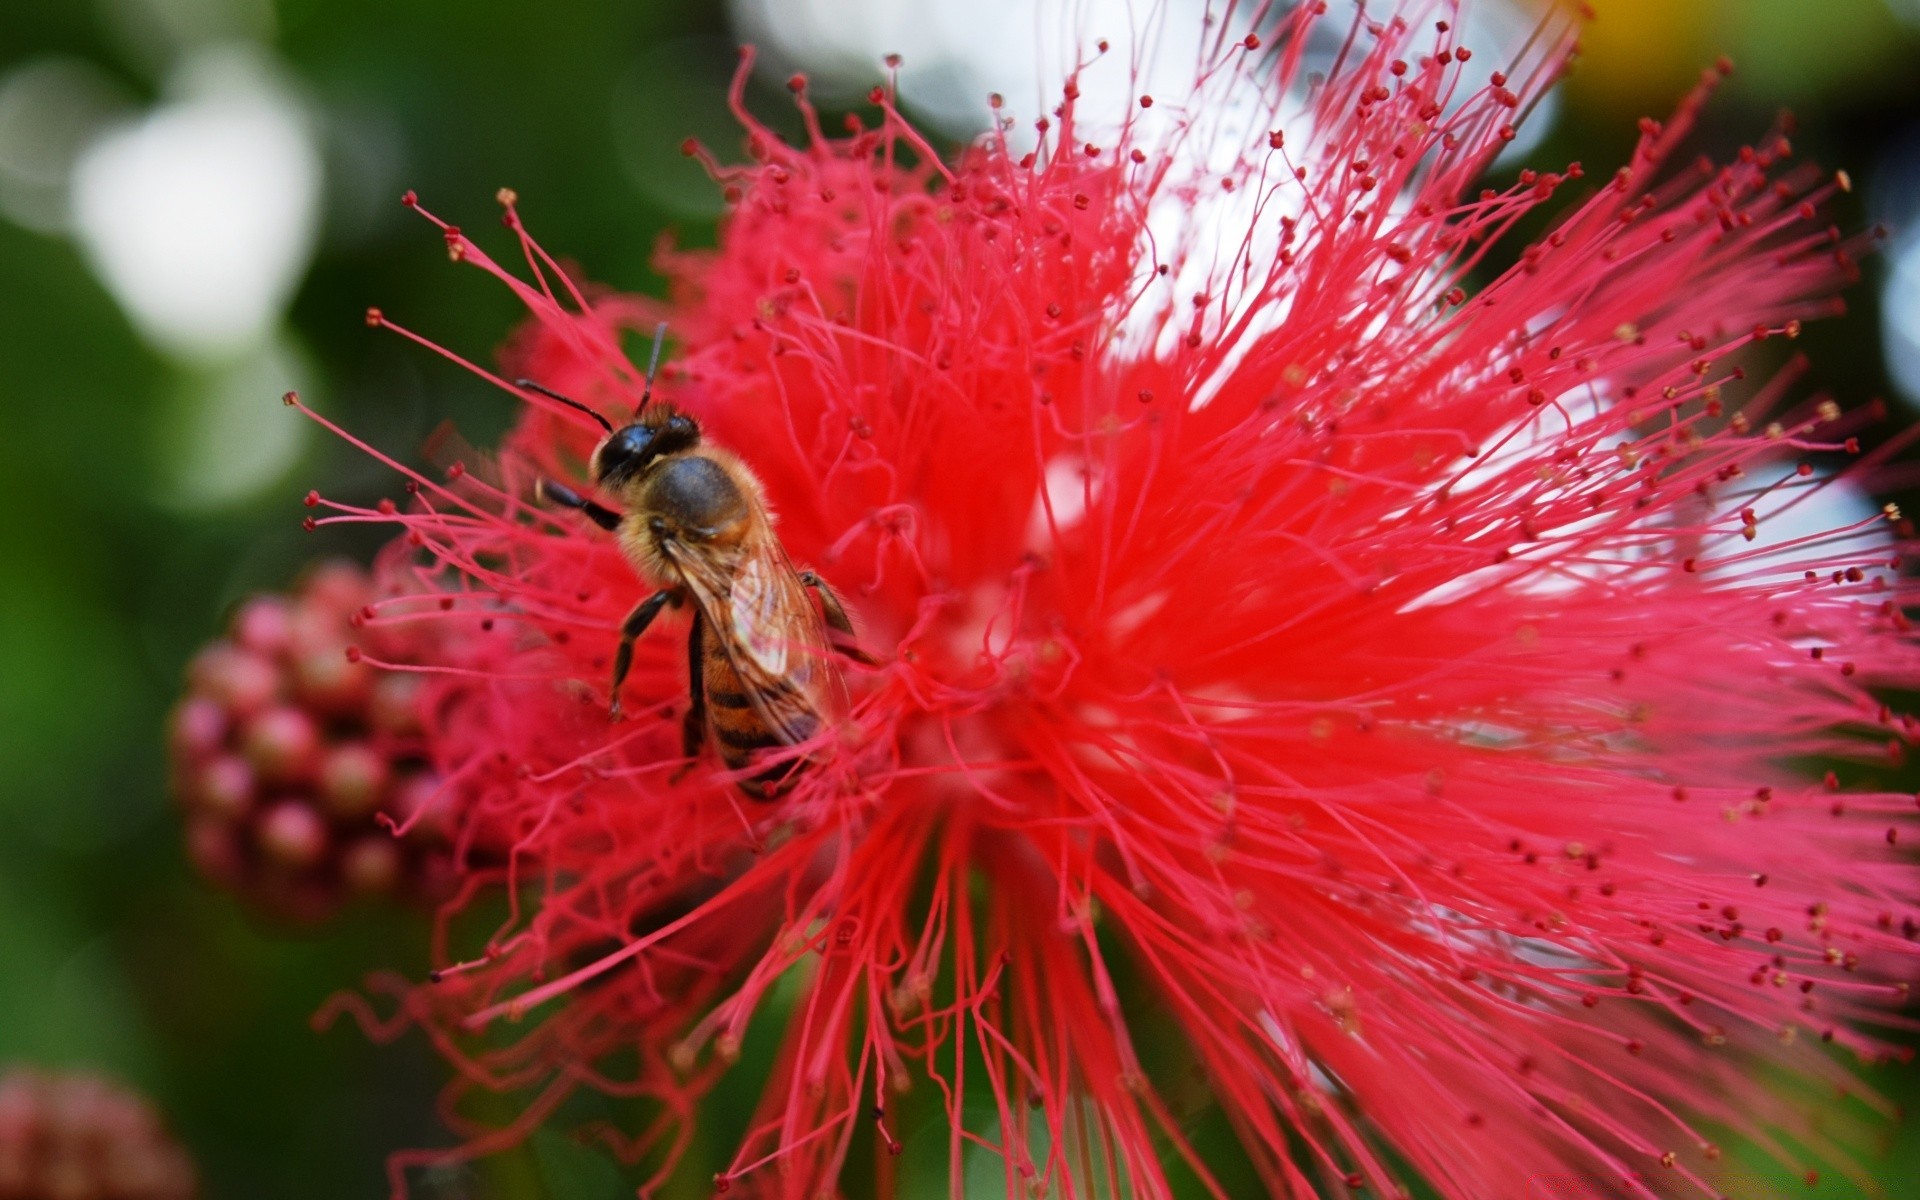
top-left (609, 588), bottom-right (679, 720)
top-left (799, 570), bottom-right (879, 665)
top-left (678, 611), bottom-right (708, 766)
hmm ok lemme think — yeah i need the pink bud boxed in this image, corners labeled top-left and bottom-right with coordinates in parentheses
top-left (232, 596), bottom-right (293, 656)
top-left (191, 645), bottom-right (279, 716)
top-left (256, 802), bottom-right (329, 870)
top-left (300, 558), bottom-right (372, 613)
top-left (243, 708), bottom-right (321, 785)
top-left (368, 672), bottom-right (424, 737)
top-left (168, 697), bottom-right (228, 762)
top-left (192, 755), bottom-right (255, 821)
top-left (388, 773), bottom-right (449, 842)
top-left (341, 837), bottom-right (402, 895)
top-left (292, 645), bottom-right (372, 714)
top-left (319, 742), bottom-right (389, 819)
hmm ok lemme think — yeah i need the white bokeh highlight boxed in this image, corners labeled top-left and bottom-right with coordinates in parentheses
top-left (0, 58), bottom-right (131, 234)
top-left (1885, 234), bottom-right (1920, 406)
top-left (727, 0), bottom-right (1555, 379)
top-left (728, 0), bottom-right (1553, 157)
top-left (71, 45), bottom-right (321, 363)
top-left (156, 333), bottom-right (314, 511)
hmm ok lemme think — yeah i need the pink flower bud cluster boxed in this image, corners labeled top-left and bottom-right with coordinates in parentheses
top-left (0, 1068), bottom-right (196, 1200)
top-left (169, 561), bottom-right (453, 922)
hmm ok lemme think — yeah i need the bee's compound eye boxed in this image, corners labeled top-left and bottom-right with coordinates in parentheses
top-left (594, 425), bottom-right (655, 485)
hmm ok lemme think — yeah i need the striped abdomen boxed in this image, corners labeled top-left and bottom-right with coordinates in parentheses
top-left (699, 627), bottom-right (820, 800)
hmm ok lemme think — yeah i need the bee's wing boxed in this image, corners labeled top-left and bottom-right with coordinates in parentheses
top-left (666, 537), bottom-right (841, 746)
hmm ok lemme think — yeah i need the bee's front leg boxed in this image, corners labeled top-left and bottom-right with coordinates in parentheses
top-left (609, 588), bottom-right (680, 720)
top-left (536, 478), bottom-right (622, 532)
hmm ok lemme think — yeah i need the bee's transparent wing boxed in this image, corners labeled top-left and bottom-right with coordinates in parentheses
top-left (667, 538), bottom-right (839, 746)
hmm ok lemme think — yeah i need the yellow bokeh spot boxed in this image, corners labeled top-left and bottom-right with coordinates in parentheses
top-left (1561, 0), bottom-right (1718, 114)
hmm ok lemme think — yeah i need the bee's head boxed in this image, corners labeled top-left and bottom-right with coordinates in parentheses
top-left (590, 407), bottom-right (701, 489)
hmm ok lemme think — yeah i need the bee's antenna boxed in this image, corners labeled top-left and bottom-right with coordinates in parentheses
top-left (637, 322), bottom-right (669, 414)
top-left (514, 379), bottom-right (613, 435)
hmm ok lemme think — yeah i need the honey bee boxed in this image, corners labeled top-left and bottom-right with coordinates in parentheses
top-left (529, 327), bottom-right (871, 799)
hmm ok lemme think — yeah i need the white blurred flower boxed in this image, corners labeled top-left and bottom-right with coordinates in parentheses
top-left (729, 0), bottom-right (1149, 137)
top-left (727, 0), bottom-right (1554, 160)
top-left (97, 0), bottom-right (278, 77)
top-left (1706, 462), bottom-right (1889, 589)
top-left (154, 332), bottom-right (314, 511)
top-left (71, 45), bottom-right (321, 363)
top-left (1886, 234), bottom-right (1920, 406)
top-left (728, 0), bottom-right (1557, 387)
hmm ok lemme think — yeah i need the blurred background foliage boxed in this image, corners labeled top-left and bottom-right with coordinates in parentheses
top-left (2, 0), bottom-right (1919, 1196)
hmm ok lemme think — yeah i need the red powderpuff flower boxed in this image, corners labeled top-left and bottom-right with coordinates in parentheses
top-left (305, 4), bottom-right (1920, 1197)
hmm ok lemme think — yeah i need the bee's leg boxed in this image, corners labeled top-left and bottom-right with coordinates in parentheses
top-left (680, 611), bottom-right (708, 763)
top-left (536, 479), bottom-right (622, 532)
top-left (795, 571), bottom-right (853, 635)
top-left (609, 589), bottom-right (678, 720)
top-left (799, 570), bottom-right (879, 665)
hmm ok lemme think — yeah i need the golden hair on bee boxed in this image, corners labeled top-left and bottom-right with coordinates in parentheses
top-left (529, 325), bottom-right (872, 799)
